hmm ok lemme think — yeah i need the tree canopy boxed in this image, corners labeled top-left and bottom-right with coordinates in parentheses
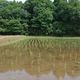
top-left (0, 0), bottom-right (80, 36)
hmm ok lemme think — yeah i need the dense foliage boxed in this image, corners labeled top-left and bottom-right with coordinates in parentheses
top-left (0, 0), bottom-right (80, 36)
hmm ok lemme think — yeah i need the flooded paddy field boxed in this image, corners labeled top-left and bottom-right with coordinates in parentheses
top-left (0, 36), bottom-right (80, 80)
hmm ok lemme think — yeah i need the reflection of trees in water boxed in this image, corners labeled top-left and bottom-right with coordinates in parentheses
top-left (0, 39), bottom-right (80, 78)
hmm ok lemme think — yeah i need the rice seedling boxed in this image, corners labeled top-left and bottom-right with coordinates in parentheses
top-left (0, 36), bottom-right (80, 79)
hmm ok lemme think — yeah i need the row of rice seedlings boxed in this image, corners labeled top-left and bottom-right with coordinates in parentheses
top-left (0, 37), bottom-right (80, 75)
top-left (25, 39), bottom-right (44, 74)
top-left (0, 37), bottom-right (79, 58)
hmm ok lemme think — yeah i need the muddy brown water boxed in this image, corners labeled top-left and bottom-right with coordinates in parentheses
top-left (0, 38), bottom-right (80, 80)
top-left (0, 53), bottom-right (80, 80)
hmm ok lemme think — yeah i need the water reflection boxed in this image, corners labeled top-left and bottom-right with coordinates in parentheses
top-left (0, 39), bottom-right (80, 80)
top-left (0, 70), bottom-right (80, 80)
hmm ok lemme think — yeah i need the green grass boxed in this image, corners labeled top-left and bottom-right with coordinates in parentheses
top-left (0, 36), bottom-right (80, 77)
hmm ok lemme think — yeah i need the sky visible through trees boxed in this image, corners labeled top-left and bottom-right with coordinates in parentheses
top-left (7, 0), bottom-right (26, 2)
top-left (7, 0), bottom-right (54, 2)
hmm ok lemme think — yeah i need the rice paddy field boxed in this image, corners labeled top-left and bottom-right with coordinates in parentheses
top-left (0, 36), bottom-right (80, 80)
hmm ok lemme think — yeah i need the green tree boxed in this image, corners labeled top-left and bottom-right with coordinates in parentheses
top-left (7, 20), bottom-right (24, 35)
top-left (0, 19), bottom-right (8, 35)
top-left (0, 0), bottom-right (80, 36)
top-left (53, 0), bottom-right (80, 36)
top-left (24, 0), bottom-right (54, 35)
top-left (0, 0), bottom-right (28, 35)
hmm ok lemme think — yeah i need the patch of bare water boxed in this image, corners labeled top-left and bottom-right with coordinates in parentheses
top-left (0, 70), bottom-right (80, 80)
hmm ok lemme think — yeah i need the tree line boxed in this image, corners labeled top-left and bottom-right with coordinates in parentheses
top-left (0, 0), bottom-right (80, 36)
